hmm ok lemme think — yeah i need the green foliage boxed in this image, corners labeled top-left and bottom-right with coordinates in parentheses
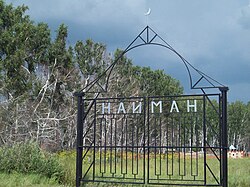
top-left (0, 172), bottom-right (62, 187)
top-left (57, 150), bottom-right (76, 186)
top-left (228, 101), bottom-right (249, 150)
top-left (0, 143), bottom-right (64, 182)
top-left (108, 49), bottom-right (183, 97)
top-left (0, 0), bottom-right (51, 97)
top-left (49, 24), bottom-right (73, 70)
top-left (75, 39), bottom-right (107, 77)
top-left (134, 66), bottom-right (183, 96)
top-left (0, 1), bottom-right (50, 96)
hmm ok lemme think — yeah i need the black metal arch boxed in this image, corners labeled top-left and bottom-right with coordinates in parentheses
top-left (80, 26), bottom-right (226, 94)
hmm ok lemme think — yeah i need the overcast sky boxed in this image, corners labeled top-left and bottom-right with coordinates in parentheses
top-left (6, 0), bottom-right (250, 103)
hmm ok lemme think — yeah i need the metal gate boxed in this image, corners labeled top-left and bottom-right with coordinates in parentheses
top-left (75, 26), bottom-right (228, 186)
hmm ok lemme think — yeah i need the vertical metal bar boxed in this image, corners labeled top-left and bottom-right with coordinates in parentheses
top-left (143, 97), bottom-right (146, 184)
top-left (147, 97), bottom-right (150, 184)
top-left (183, 114), bottom-right (186, 177)
top-left (75, 92), bottom-right (84, 187)
top-left (219, 95), bottom-right (222, 184)
top-left (191, 115), bottom-right (193, 176)
top-left (121, 117), bottom-right (124, 175)
top-left (178, 115), bottom-right (181, 176)
top-left (195, 115), bottom-right (198, 177)
top-left (125, 117), bottom-right (128, 175)
top-left (171, 116), bottom-right (174, 176)
top-left (203, 95), bottom-right (207, 185)
top-left (104, 114), bottom-right (107, 174)
top-left (110, 117), bottom-right (113, 174)
top-left (93, 99), bottom-right (96, 181)
top-left (100, 117), bottom-right (103, 174)
top-left (220, 87), bottom-right (229, 187)
top-left (166, 117), bottom-right (169, 176)
top-left (136, 118), bottom-right (139, 176)
top-left (132, 118), bottom-right (135, 176)
top-left (114, 117), bottom-right (117, 175)
top-left (147, 26), bottom-right (149, 43)
top-left (154, 117), bottom-right (157, 176)
top-left (159, 117), bottom-right (162, 177)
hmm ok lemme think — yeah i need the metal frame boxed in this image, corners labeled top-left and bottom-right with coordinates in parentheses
top-left (75, 26), bottom-right (228, 187)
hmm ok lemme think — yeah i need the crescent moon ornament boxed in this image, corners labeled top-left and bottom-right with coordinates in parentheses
top-left (144, 8), bottom-right (151, 16)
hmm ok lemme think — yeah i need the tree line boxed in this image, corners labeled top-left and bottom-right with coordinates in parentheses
top-left (0, 1), bottom-right (249, 152)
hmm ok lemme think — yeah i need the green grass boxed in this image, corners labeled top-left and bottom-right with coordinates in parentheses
top-left (58, 150), bottom-right (250, 187)
top-left (228, 158), bottom-right (250, 187)
top-left (0, 150), bottom-right (249, 187)
top-left (0, 172), bottom-right (63, 187)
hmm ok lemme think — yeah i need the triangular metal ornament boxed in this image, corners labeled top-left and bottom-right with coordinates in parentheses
top-left (79, 25), bottom-right (226, 94)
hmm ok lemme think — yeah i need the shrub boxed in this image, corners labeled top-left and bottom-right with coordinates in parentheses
top-left (0, 142), bottom-right (64, 183)
top-left (57, 150), bottom-right (76, 186)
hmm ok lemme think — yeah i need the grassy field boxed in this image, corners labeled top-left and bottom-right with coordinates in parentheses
top-left (0, 173), bottom-right (63, 187)
top-left (0, 150), bottom-right (249, 187)
top-left (228, 158), bottom-right (250, 187)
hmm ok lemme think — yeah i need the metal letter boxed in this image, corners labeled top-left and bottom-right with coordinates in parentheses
top-left (170, 100), bottom-right (179, 112)
top-left (102, 102), bottom-right (110, 114)
top-left (187, 99), bottom-right (197, 112)
top-left (151, 101), bottom-right (162, 113)
top-left (133, 102), bottom-right (142, 113)
top-left (117, 102), bottom-right (126, 113)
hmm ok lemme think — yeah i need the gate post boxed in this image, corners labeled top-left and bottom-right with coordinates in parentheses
top-left (220, 87), bottom-right (229, 187)
top-left (75, 92), bottom-right (84, 187)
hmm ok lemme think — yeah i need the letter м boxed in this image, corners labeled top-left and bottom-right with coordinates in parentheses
top-left (151, 101), bottom-right (162, 113)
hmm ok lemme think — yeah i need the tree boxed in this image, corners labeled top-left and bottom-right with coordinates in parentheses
top-left (0, 1), bottom-right (50, 97)
top-left (228, 101), bottom-right (249, 150)
top-left (3, 0), bottom-right (248, 155)
top-left (107, 49), bottom-right (184, 97)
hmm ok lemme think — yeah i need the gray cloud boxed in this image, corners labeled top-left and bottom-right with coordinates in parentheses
top-left (5, 0), bottom-right (250, 102)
